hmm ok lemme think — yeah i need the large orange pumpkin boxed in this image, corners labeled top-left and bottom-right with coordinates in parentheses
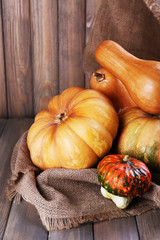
top-left (27, 87), bottom-right (119, 170)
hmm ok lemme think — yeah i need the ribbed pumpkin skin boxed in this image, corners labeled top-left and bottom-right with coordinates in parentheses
top-left (90, 68), bottom-right (136, 113)
top-left (117, 107), bottom-right (160, 172)
top-left (27, 87), bottom-right (119, 170)
top-left (97, 154), bottom-right (151, 197)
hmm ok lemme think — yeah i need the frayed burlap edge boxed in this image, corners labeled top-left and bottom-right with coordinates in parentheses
top-left (6, 186), bottom-right (158, 232)
top-left (6, 131), bottom-right (160, 231)
top-left (6, 179), bottom-right (159, 231)
top-left (40, 207), bottom-right (159, 231)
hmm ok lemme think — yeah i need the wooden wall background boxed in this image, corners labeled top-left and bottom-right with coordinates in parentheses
top-left (0, 0), bottom-right (102, 118)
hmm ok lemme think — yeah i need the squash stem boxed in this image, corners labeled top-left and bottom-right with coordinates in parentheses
top-left (93, 72), bottom-right (105, 82)
top-left (123, 155), bottom-right (130, 162)
top-left (55, 110), bottom-right (68, 123)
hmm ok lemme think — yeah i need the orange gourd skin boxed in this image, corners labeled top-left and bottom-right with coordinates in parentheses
top-left (97, 154), bottom-right (151, 197)
top-left (117, 107), bottom-right (160, 172)
top-left (95, 40), bottom-right (160, 115)
top-left (27, 87), bottom-right (119, 170)
top-left (90, 68), bottom-right (136, 114)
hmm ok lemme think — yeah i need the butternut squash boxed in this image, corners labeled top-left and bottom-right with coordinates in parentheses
top-left (95, 40), bottom-right (160, 114)
top-left (90, 68), bottom-right (136, 113)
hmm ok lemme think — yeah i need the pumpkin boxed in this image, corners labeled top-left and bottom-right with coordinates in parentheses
top-left (95, 40), bottom-right (160, 114)
top-left (90, 68), bottom-right (136, 113)
top-left (97, 154), bottom-right (151, 209)
top-left (117, 107), bottom-right (160, 172)
top-left (27, 87), bottom-right (119, 170)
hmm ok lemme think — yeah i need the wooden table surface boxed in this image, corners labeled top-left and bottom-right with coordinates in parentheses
top-left (1, 118), bottom-right (160, 240)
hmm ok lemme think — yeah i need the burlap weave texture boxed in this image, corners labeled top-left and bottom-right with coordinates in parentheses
top-left (6, 132), bottom-right (160, 231)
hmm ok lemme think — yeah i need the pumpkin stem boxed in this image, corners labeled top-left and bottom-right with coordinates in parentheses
top-left (123, 155), bottom-right (130, 162)
top-left (93, 72), bottom-right (105, 82)
top-left (55, 110), bottom-right (68, 123)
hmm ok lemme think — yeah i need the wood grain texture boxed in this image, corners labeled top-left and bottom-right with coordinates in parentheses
top-left (85, 0), bottom-right (102, 88)
top-left (2, 0), bottom-right (33, 117)
top-left (3, 199), bottom-right (47, 240)
top-left (85, 0), bottom-right (102, 44)
top-left (49, 223), bottom-right (93, 240)
top-left (0, 119), bottom-right (6, 135)
top-left (136, 209), bottom-right (160, 240)
top-left (0, 118), bottom-right (33, 239)
top-left (30, 0), bottom-right (59, 115)
top-left (0, 0), bottom-right (7, 117)
top-left (58, 0), bottom-right (85, 92)
top-left (94, 217), bottom-right (139, 240)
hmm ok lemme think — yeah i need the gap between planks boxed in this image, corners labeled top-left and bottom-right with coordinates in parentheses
top-left (0, 119), bottom-right (33, 239)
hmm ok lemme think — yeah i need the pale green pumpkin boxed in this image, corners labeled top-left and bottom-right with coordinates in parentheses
top-left (117, 107), bottom-right (160, 172)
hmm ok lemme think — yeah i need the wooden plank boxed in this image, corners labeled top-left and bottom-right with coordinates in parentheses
top-left (49, 223), bottom-right (93, 240)
top-left (85, 0), bottom-right (102, 44)
top-left (30, 0), bottom-right (59, 115)
top-left (0, 119), bottom-right (6, 136)
top-left (85, 0), bottom-right (102, 88)
top-left (2, 0), bottom-right (33, 117)
top-left (94, 217), bottom-right (139, 240)
top-left (136, 209), bottom-right (160, 240)
top-left (0, 0), bottom-right (7, 117)
top-left (0, 118), bottom-right (33, 239)
top-left (2, 119), bottom-right (47, 239)
top-left (3, 199), bottom-right (47, 240)
top-left (58, 0), bottom-right (85, 92)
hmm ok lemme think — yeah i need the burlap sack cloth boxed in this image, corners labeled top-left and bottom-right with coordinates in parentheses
top-left (83, 0), bottom-right (160, 78)
top-left (6, 0), bottom-right (160, 232)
